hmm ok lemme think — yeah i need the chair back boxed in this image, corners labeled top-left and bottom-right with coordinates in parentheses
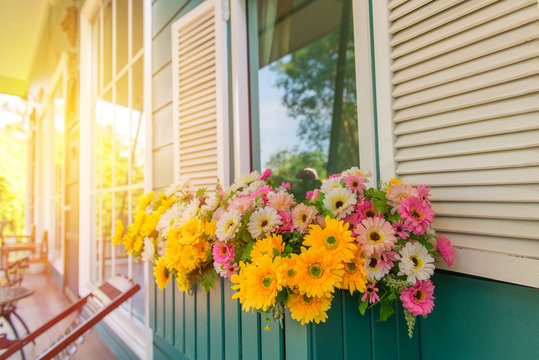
top-left (40, 231), bottom-right (48, 258)
top-left (5, 257), bottom-right (29, 287)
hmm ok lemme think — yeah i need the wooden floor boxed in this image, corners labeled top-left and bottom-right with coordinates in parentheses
top-left (2, 272), bottom-right (117, 360)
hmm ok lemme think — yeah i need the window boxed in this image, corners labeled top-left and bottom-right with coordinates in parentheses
top-left (88, 0), bottom-right (145, 320)
top-left (247, 0), bottom-right (360, 186)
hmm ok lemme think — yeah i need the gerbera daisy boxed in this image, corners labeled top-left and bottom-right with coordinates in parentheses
top-left (231, 256), bottom-right (284, 311)
top-left (260, 168), bottom-right (273, 180)
top-left (157, 203), bottom-right (182, 236)
top-left (212, 242), bottom-right (235, 264)
top-left (153, 257), bottom-right (171, 290)
top-left (397, 242), bottom-right (435, 283)
top-left (386, 185), bottom-right (419, 208)
top-left (288, 291), bottom-right (333, 325)
top-left (141, 237), bottom-right (155, 262)
top-left (250, 234), bottom-right (285, 261)
top-left (201, 192), bottom-right (220, 214)
top-left (416, 185), bottom-right (431, 202)
top-left (268, 192), bottom-right (296, 212)
top-left (304, 217), bottom-right (357, 263)
top-left (291, 204), bottom-right (318, 233)
top-left (178, 216), bottom-right (206, 244)
top-left (320, 177), bottom-right (342, 194)
top-left (322, 187), bottom-right (357, 219)
top-left (180, 243), bottom-right (209, 271)
top-left (277, 211), bottom-right (293, 233)
top-left (343, 173), bottom-right (366, 193)
top-left (215, 209), bottom-right (242, 242)
top-left (214, 262), bottom-right (239, 279)
top-left (393, 219), bottom-right (410, 239)
top-left (295, 247), bottom-right (344, 298)
top-left (379, 251), bottom-right (397, 272)
top-left (436, 235), bottom-right (455, 267)
top-left (355, 200), bottom-right (379, 220)
top-left (385, 178), bottom-right (402, 193)
top-left (247, 207), bottom-right (281, 239)
top-left (400, 280), bottom-right (435, 316)
top-left (363, 253), bottom-right (390, 281)
top-left (227, 195), bottom-right (254, 214)
top-left (339, 248), bottom-right (367, 294)
top-left (361, 283), bottom-right (380, 304)
top-left (355, 217), bottom-right (397, 256)
top-left (281, 255), bottom-right (299, 288)
top-left (398, 197), bottom-right (434, 235)
top-left (250, 185), bottom-right (273, 203)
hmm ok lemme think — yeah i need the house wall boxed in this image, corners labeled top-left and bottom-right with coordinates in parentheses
top-left (149, 1), bottom-right (539, 359)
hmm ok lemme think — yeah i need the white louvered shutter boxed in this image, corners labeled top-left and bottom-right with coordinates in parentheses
top-left (386, 0), bottom-right (539, 287)
top-left (172, 0), bottom-right (229, 189)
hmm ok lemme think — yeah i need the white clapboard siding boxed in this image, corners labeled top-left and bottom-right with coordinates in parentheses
top-left (386, 0), bottom-right (539, 287)
top-left (172, 0), bottom-right (229, 190)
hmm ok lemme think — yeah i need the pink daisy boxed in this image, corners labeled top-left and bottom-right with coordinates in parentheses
top-left (260, 169), bottom-right (273, 180)
top-left (212, 242), bottom-right (235, 264)
top-left (342, 213), bottom-right (362, 237)
top-left (306, 189), bottom-right (321, 203)
top-left (398, 197), bottom-right (434, 235)
top-left (328, 173), bottom-right (342, 179)
top-left (361, 284), bottom-right (380, 304)
top-left (267, 192), bottom-right (296, 212)
top-left (277, 211), bottom-right (294, 233)
top-left (393, 219), bottom-right (410, 239)
top-left (343, 173), bottom-right (367, 193)
top-left (355, 217), bottom-right (397, 256)
top-left (437, 235), bottom-right (455, 267)
top-left (227, 195), bottom-right (254, 214)
top-left (379, 251), bottom-right (397, 272)
top-left (356, 200), bottom-right (379, 220)
top-left (386, 185), bottom-right (419, 208)
top-left (251, 185), bottom-right (273, 203)
top-left (291, 204), bottom-right (318, 233)
top-left (416, 185), bottom-right (431, 202)
top-left (214, 262), bottom-right (239, 279)
top-left (400, 280), bottom-right (435, 316)
top-left (281, 182), bottom-right (291, 190)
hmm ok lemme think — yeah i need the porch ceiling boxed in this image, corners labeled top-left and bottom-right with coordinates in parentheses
top-left (0, 0), bottom-right (49, 98)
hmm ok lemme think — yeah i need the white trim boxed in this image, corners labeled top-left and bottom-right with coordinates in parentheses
top-left (172, 0), bottom-right (231, 187)
top-left (353, 0), bottom-right (378, 186)
top-left (370, 0), bottom-right (397, 182)
top-left (231, 0), bottom-right (251, 177)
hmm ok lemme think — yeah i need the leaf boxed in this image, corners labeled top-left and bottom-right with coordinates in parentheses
top-left (273, 248), bottom-right (281, 257)
top-left (379, 300), bottom-right (395, 322)
top-left (240, 242), bottom-right (255, 261)
top-left (195, 187), bottom-right (207, 198)
top-left (200, 268), bottom-right (217, 292)
top-left (358, 299), bottom-right (369, 316)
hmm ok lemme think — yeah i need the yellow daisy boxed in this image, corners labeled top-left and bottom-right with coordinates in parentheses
top-left (137, 191), bottom-right (155, 212)
top-left (180, 242), bottom-right (209, 272)
top-left (133, 236), bottom-right (144, 253)
top-left (204, 220), bottom-right (217, 237)
top-left (112, 220), bottom-right (124, 245)
top-left (288, 291), bottom-right (333, 325)
top-left (250, 234), bottom-right (285, 262)
top-left (154, 257), bottom-right (171, 290)
top-left (303, 217), bottom-right (357, 263)
top-left (231, 256), bottom-right (284, 311)
top-left (281, 255), bottom-right (299, 289)
top-left (163, 237), bottom-right (182, 271)
top-left (295, 247), bottom-right (344, 298)
top-left (179, 216), bottom-right (206, 244)
top-left (176, 273), bottom-right (190, 293)
top-left (386, 178), bottom-right (402, 193)
top-left (339, 248), bottom-right (368, 294)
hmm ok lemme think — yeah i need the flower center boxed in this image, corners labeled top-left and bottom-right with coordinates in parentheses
top-left (262, 274), bottom-right (274, 289)
top-left (301, 214), bottom-right (307, 222)
top-left (287, 268), bottom-right (297, 278)
top-left (260, 220), bottom-right (268, 227)
top-left (335, 200), bottom-right (344, 209)
top-left (163, 267), bottom-right (170, 279)
top-left (302, 294), bottom-right (314, 304)
top-left (219, 246), bottom-right (228, 256)
top-left (365, 209), bottom-right (375, 218)
top-left (369, 258), bottom-right (378, 268)
top-left (189, 254), bottom-right (195, 261)
top-left (308, 263), bottom-right (324, 279)
top-left (411, 209), bottom-right (422, 220)
top-left (367, 287), bottom-right (374, 294)
top-left (225, 220), bottom-right (235, 231)
top-left (413, 289), bottom-right (425, 302)
top-left (324, 235), bottom-right (338, 250)
top-left (369, 231), bottom-right (381, 242)
top-left (345, 262), bottom-right (357, 274)
top-left (352, 181), bottom-right (358, 187)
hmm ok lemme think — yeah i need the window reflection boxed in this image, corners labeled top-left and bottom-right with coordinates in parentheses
top-left (254, 0), bottom-right (359, 191)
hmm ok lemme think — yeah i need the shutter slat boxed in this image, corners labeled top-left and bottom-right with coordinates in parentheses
top-left (388, 0), bottom-right (432, 22)
top-left (432, 202), bottom-right (539, 221)
top-left (430, 185), bottom-right (539, 203)
top-left (392, 21), bottom-right (539, 84)
top-left (388, 0), bottom-right (407, 11)
top-left (177, 11), bottom-right (213, 39)
top-left (396, 148), bottom-right (539, 175)
top-left (390, 0), bottom-right (496, 46)
top-left (178, 22), bottom-right (214, 54)
top-left (392, 40), bottom-right (539, 97)
top-left (440, 233), bottom-right (538, 258)
top-left (433, 217), bottom-right (539, 241)
top-left (391, 5), bottom-right (538, 71)
top-left (390, 0), bottom-right (466, 35)
top-left (178, 106), bottom-right (216, 125)
top-left (396, 130), bottom-right (539, 161)
top-left (394, 93), bottom-right (539, 134)
top-left (400, 167), bottom-right (539, 186)
top-left (391, 0), bottom-right (535, 59)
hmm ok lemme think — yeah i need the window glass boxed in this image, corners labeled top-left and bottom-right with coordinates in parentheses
top-left (251, 0), bottom-right (359, 189)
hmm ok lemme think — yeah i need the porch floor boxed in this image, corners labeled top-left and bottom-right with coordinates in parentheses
top-left (2, 272), bottom-right (117, 359)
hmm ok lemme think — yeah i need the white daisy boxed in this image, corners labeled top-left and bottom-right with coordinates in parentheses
top-left (229, 171), bottom-right (261, 193)
top-left (156, 203), bottom-right (183, 236)
top-left (215, 210), bottom-right (242, 242)
top-left (247, 207), bottom-right (281, 239)
top-left (363, 253), bottom-right (390, 281)
top-left (141, 237), bottom-right (155, 262)
top-left (201, 192), bottom-right (220, 215)
top-left (156, 238), bottom-right (166, 257)
top-left (322, 187), bottom-right (357, 219)
top-left (397, 242), bottom-right (435, 283)
top-left (320, 177), bottom-right (342, 194)
top-left (165, 179), bottom-right (192, 199)
top-left (179, 198), bottom-right (200, 223)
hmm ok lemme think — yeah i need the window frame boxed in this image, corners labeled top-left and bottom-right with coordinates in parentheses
top-left (79, 0), bottom-right (152, 357)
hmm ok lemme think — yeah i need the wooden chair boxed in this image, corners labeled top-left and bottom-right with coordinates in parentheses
top-left (1, 229), bottom-right (49, 281)
top-left (0, 276), bottom-right (140, 360)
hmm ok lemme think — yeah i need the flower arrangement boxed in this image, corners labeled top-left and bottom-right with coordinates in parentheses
top-left (113, 167), bottom-right (454, 337)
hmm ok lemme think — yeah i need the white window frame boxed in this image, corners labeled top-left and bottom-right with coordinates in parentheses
top-left (79, 0), bottom-right (152, 358)
top-left (231, 0), bottom-right (378, 180)
top-left (369, 1), bottom-right (538, 288)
